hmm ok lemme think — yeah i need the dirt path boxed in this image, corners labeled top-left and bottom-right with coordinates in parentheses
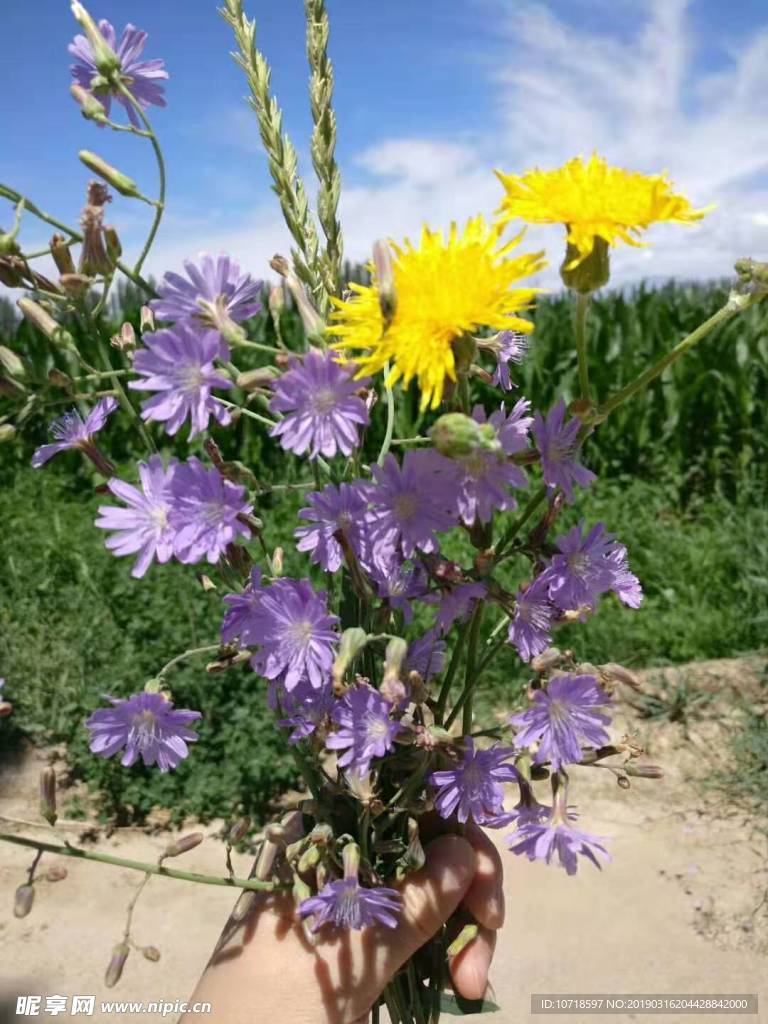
top-left (1, 658), bottom-right (766, 1024)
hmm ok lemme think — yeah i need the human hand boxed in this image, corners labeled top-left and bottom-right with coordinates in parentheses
top-left (183, 825), bottom-right (504, 1024)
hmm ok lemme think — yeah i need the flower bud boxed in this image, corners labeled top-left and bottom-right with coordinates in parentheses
top-left (196, 573), bottom-right (217, 593)
top-left (429, 412), bottom-right (500, 460)
top-left (451, 333), bottom-right (477, 375)
top-left (70, 83), bottom-right (108, 123)
top-left (0, 424), bottom-right (16, 443)
top-left (341, 842), bottom-right (361, 880)
top-left (599, 662), bottom-right (642, 692)
top-left (39, 767), bottom-right (57, 826)
top-left (0, 256), bottom-right (25, 287)
top-left (17, 299), bottom-right (75, 349)
top-left (255, 838), bottom-right (280, 881)
top-left (332, 627), bottom-right (369, 690)
top-left (297, 843), bottom-right (320, 873)
top-left (111, 321), bottom-right (136, 353)
top-left (264, 822), bottom-right (287, 844)
top-left (60, 273), bottom-right (93, 299)
top-left (373, 239), bottom-right (397, 325)
top-left (162, 832), bottom-right (204, 859)
top-left (231, 890), bottom-right (257, 923)
top-left (71, 3), bottom-right (121, 76)
top-left (269, 254), bottom-right (325, 341)
top-left (45, 865), bottom-right (68, 882)
top-left (624, 762), bottom-right (664, 779)
top-left (447, 923), bottom-right (479, 958)
top-left (227, 817), bottom-right (251, 846)
top-left (292, 874), bottom-right (312, 905)
top-left (13, 884), bottom-right (34, 918)
top-left (104, 941), bottom-right (130, 988)
top-left (271, 547), bottom-right (284, 576)
top-left (235, 366), bottom-right (279, 390)
top-left (268, 283), bottom-right (285, 321)
top-left (140, 306), bottom-right (155, 332)
top-left (48, 368), bottom-right (73, 390)
top-left (0, 346), bottom-right (24, 380)
top-left (560, 235), bottom-right (610, 294)
top-left (79, 151), bottom-right (142, 199)
top-left (531, 647), bottom-right (563, 674)
top-left (382, 636), bottom-right (408, 687)
top-left (142, 946), bottom-right (161, 962)
top-left (104, 225), bottom-right (122, 263)
top-left (50, 234), bottom-right (76, 276)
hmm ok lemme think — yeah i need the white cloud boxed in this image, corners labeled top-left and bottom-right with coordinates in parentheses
top-left (139, 0), bottom-right (768, 290)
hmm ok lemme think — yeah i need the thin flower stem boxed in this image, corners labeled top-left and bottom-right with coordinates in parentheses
top-left (236, 339), bottom-right (283, 355)
top-left (574, 291), bottom-right (591, 402)
top-left (0, 833), bottom-right (285, 892)
top-left (434, 618), bottom-right (471, 726)
top-left (90, 323), bottom-right (156, 454)
top-left (0, 183), bottom-right (155, 297)
top-left (217, 398), bottom-right (277, 428)
top-left (599, 296), bottom-right (754, 419)
top-left (156, 644), bottom-right (222, 681)
top-left (389, 436), bottom-right (430, 447)
top-left (123, 871), bottom-right (152, 941)
top-left (114, 83), bottom-right (166, 277)
top-left (493, 483), bottom-right (548, 562)
top-left (377, 370), bottom-right (395, 466)
top-left (457, 601), bottom-right (485, 735)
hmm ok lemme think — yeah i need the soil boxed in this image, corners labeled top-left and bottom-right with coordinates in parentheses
top-left (0, 656), bottom-right (766, 1024)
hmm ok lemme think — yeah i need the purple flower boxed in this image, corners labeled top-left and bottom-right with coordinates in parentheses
top-left (277, 677), bottom-right (335, 744)
top-left (509, 673), bottom-right (611, 771)
top-left (85, 691), bottom-right (201, 772)
top-left (69, 21), bottom-right (167, 128)
top-left (94, 455), bottom-right (177, 578)
top-left (326, 683), bottom-right (402, 772)
top-left (220, 567), bottom-right (263, 645)
top-left (150, 254), bottom-right (262, 328)
top-left (269, 350), bottom-right (369, 460)
top-left (248, 578), bottom-right (338, 691)
top-left (299, 844), bottom-right (401, 931)
top-left (405, 629), bottom-right (447, 680)
top-left (507, 574), bottom-right (554, 662)
top-left (366, 558), bottom-right (428, 621)
top-left (32, 397), bottom-right (117, 471)
top-left (169, 457), bottom-right (252, 564)
top-left (430, 738), bottom-right (518, 825)
top-left (508, 819), bottom-right (610, 875)
top-left (501, 778), bottom-right (552, 829)
top-left (430, 581), bottom-right (486, 634)
top-left (546, 522), bottom-right (642, 612)
top-left (366, 452), bottom-right (458, 559)
top-left (532, 398), bottom-right (596, 503)
top-left (492, 330), bottom-right (529, 390)
top-left (129, 324), bottom-right (232, 438)
top-left (295, 482), bottom-right (369, 572)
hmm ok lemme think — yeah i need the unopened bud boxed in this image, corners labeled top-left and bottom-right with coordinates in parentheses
top-left (292, 874), bottom-right (312, 905)
top-left (255, 838), bottom-right (280, 881)
top-left (45, 865), bottom-right (68, 882)
top-left (297, 843), bottom-right (321, 873)
top-left (50, 234), bottom-right (76, 276)
top-left (624, 762), bottom-right (664, 779)
top-left (104, 225), bottom-right (122, 263)
top-left (269, 254), bottom-right (325, 340)
top-left (14, 884), bottom-right (34, 918)
top-left (341, 841), bottom-right (360, 880)
top-left (104, 941), bottom-right (130, 988)
top-left (372, 239), bottom-right (397, 324)
top-left (264, 822), bottom-right (287, 844)
top-left (230, 890), bottom-right (257, 923)
top-left (235, 366), bottom-right (279, 390)
top-left (162, 832), bottom-right (204, 859)
top-left (0, 377), bottom-right (23, 398)
top-left (0, 256), bottom-right (26, 287)
top-left (69, 83), bottom-right (107, 123)
top-left (197, 573), bottom-right (217, 593)
top-left (531, 647), bottom-right (563, 674)
top-left (227, 817), bottom-right (251, 845)
top-left (17, 299), bottom-right (75, 349)
top-left (268, 284), bottom-right (285, 316)
top-left (140, 306), bottom-right (155, 332)
top-left (560, 235), bottom-right (610, 294)
top-left (39, 767), bottom-right (57, 826)
top-left (142, 946), bottom-right (161, 962)
top-left (332, 627), bottom-right (369, 690)
top-left (79, 151), bottom-right (142, 199)
top-left (48, 368), bottom-right (73, 390)
top-left (447, 923), bottom-right (479, 958)
top-left (71, 3), bottom-right (121, 76)
top-left (0, 424), bottom-right (16, 443)
top-left (60, 273), bottom-right (93, 299)
top-left (271, 547), bottom-right (284, 576)
top-left (382, 636), bottom-right (408, 687)
top-left (111, 321), bottom-right (136, 352)
top-left (599, 662), bottom-right (642, 691)
top-left (429, 412), bottom-right (500, 459)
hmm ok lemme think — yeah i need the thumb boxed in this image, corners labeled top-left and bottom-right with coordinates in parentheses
top-left (376, 834), bottom-right (477, 980)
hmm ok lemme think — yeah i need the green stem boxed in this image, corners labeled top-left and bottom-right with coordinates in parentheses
top-left (457, 602), bottom-right (484, 735)
top-left (217, 398), bottom-right (277, 428)
top-left (389, 436), bottom-right (430, 446)
top-left (0, 183), bottom-right (155, 297)
top-left (91, 326), bottom-right (156, 454)
top-left (434, 618), bottom-right (470, 726)
top-left (599, 297), bottom-right (751, 419)
top-left (493, 483), bottom-right (548, 562)
top-left (574, 291), bottom-right (591, 402)
top-left (0, 833), bottom-right (284, 892)
top-left (156, 644), bottom-right (221, 681)
top-left (114, 82), bottom-right (166, 277)
top-left (377, 368), bottom-right (395, 466)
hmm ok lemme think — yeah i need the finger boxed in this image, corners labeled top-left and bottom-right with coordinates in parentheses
top-left (449, 924), bottom-right (497, 1001)
top-left (462, 824), bottom-right (505, 930)
top-left (376, 834), bottom-right (477, 978)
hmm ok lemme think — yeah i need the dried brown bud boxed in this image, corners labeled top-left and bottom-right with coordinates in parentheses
top-left (235, 366), bottom-right (279, 390)
top-left (39, 767), bottom-right (57, 826)
top-left (45, 865), bottom-right (68, 882)
top-left (60, 273), bottom-right (93, 299)
top-left (104, 942), bottom-right (130, 988)
top-left (50, 234), bottom-right (76, 276)
top-left (14, 884), bottom-right (34, 918)
top-left (230, 890), bottom-right (257, 923)
top-left (162, 832), bottom-right (204, 859)
top-left (531, 647), bottom-right (563, 674)
top-left (617, 775), bottom-right (631, 790)
top-left (0, 700), bottom-right (13, 717)
top-left (265, 822), bottom-right (288, 844)
top-left (599, 662), bottom-right (642, 692)
top-left (111, 321), bottom-right (136, 352)
top-left (103, 225), bottom-right (122, 263)
top-left (624, 762), bottom-right (664, 779)
top-left (227, 817), bottom-right (252, 846)
top-left (48, 368), bottom-right (73, 389)
top-left (142, 946), bottom-right (161, 962)
top-left (255, 838), bottom-right (280, 881)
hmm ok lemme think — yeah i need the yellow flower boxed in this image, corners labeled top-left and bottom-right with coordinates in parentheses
top-left (328, 216), bottom-right (545, 411)
top-left (495, 153), bottom-right (711, 269)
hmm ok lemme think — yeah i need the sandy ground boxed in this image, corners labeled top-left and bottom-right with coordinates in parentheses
top-left (0, 657), bottom-right (766, 1024)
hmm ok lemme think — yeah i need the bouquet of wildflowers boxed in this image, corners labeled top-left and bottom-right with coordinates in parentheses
top-left (2, 2), bottom-right (766, 1020)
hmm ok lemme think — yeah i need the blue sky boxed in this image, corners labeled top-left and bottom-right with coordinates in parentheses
top-left (2, 0), bottom-right (768, 287)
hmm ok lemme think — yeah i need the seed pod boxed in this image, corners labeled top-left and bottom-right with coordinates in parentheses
top-left (104, 942), bottom-right (130, 989)
top-left (79, 152), bottom-right (142, 199)
top-left (45, 865), bottom-right (68, 883)
top-left (230, 889), bottom-right (257, 923)
top-left (255, 838), bottom-right (280, 882)
top-left (227, 817), bottom-right (251, 846)
top-left (13, 884), bottom-right (34, 918)
top-left (142, 946), bottom-right (161, 962)
top-left (162, 832), bottom-right (204, 859)
top-left (39, 767), bottom-right (57, 826)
